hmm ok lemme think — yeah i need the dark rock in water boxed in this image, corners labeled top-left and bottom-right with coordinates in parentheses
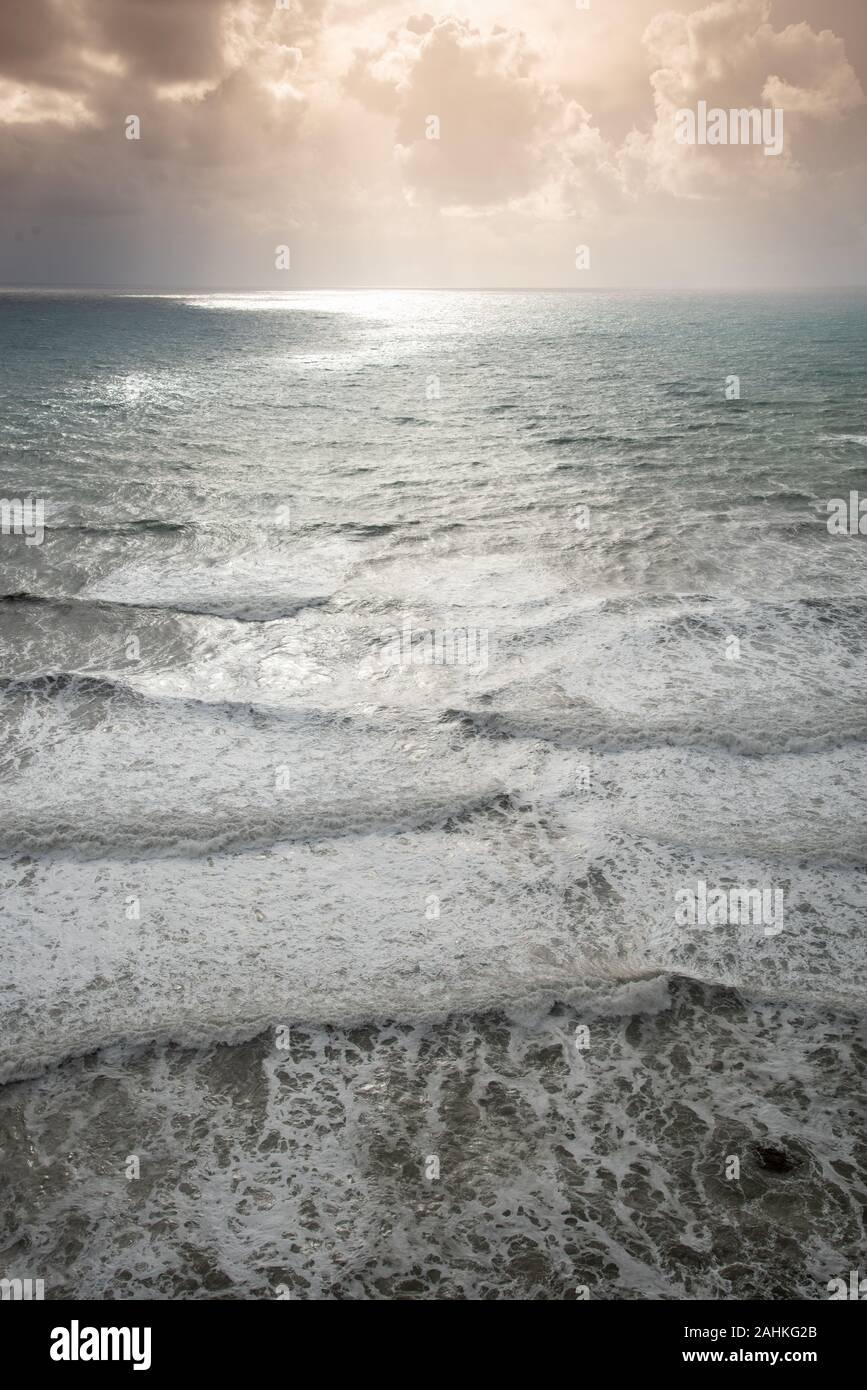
top-left (754, 1144), bottom-right (800, 1174)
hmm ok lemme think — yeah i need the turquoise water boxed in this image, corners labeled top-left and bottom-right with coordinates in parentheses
top-left (0, 289), bottom-right (865, 1298)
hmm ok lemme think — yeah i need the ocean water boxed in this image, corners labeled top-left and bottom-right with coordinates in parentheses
top-left (0, 288), bottom-right (865, 1300)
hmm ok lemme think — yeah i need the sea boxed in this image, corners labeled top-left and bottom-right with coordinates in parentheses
top-left (0, 288), bottom-right (865, 1299)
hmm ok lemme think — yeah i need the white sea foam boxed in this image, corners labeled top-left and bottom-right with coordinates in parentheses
top-left (2, 288), bottom-right (866, 1299)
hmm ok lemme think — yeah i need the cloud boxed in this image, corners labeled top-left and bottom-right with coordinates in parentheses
top-left (0, 79), bottom-right (95, 127)
top-left (344, 14), bottom-right (618, 214)
top-left (0, 0), bottom-right (85, 91)
top-left (630, 0), bottom-right (864, 197)
top-left (0, 1), bottom-right (865, 286)
top-left (0, 0), bottom-right (327, 121)
top-left (0, 1), bottom-right (322, 197)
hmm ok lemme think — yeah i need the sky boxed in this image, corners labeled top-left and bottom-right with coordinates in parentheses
top-left (1, 0), bottom-right (865, 288)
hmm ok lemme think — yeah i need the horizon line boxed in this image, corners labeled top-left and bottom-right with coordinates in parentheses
top-left (3, 283), bottom-right (867, 295)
